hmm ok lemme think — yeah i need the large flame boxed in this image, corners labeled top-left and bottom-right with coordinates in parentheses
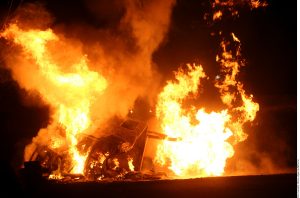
top-left (0, 0), bottom-right (177, 179)
top-left (154, 33), bottom-right (259, 178)
top-left (1, 23), bottom-right (107, 174)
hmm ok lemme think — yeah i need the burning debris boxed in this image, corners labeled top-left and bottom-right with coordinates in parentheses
top-left (20, 118), bottom-right (182, 182)
top-left (23, 118), bottom-right (148, 181)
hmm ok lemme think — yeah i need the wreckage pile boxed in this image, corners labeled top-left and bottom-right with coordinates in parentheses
top-left (20, 119), bottom-right (169, 182)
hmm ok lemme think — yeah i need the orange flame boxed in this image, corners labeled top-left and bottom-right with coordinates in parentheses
top-left (213, 10), bottom-right (223, 21)
top-left (1, 23), bottom-right (107, 175)
top-left (215, 33), bottom-right (259, 142)
top-left (154, 34), bottom-right (259, 178)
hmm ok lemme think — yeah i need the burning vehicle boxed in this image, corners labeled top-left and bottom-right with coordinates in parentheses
top-left (22, 118), bottom-right (178, 181)
top-left (24, 118), bottom-right (149, 180)
top-left (1, 0), bottom-right (282, 185)
top-left (0, 0), bottom-right (296, 197)
top-left (6, 20), bottom-right (259, 180)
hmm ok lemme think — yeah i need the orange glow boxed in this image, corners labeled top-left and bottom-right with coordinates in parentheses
top-left (154, 34), bottom-right (259, 178)
top-left (1, 23), bottom-right (107, 176)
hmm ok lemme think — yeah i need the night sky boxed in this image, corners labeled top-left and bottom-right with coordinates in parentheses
top-left (0, 0), bottom-right (296, 189)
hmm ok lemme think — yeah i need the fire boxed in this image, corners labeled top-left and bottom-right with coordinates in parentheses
top-left (154, 64), bottom-right (234, 177)
top-left (154, 34), bottom-right (259, 178)
top-left (213, 10), bottom-right (223, 21)
top-left (209, 0), bottom-right (267, 21)
top-left (0, 1), bottom-right (262, 180)
top-left (215, 33), bottom-right (259, 142)
top-left (1, 23), bottom-right (107, 175)
top-left (128, 157), bottom-right (135, 171)
top-left (250, 0), bottom-right (268, 9)
top-left (112, 158), bottom-right (120, 171)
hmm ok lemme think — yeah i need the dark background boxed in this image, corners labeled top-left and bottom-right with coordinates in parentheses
top-left (0, 0), bottom-right (296, 192)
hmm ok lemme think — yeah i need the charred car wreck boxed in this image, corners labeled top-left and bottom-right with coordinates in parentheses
top-left (23, 119), bottom-right (151, 181)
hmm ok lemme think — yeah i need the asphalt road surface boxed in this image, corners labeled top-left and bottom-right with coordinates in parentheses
top-left (10, 173), bottom-right (296, 198)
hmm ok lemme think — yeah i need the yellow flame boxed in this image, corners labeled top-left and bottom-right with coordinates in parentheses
top-left (154, 34), bottom-right (259, 178)
top-left (128, 157), bottom-right (135, 171)
top-left (1, 24), bottom-right (107, 175)
top-left (231, 32), bottom-right (240, 42)
top-left (49, 169), bottom-right (64, 180)
top-left (112, 158), bottom-right (120, 170)
top-left (154, 64), bottom-right (234, 177)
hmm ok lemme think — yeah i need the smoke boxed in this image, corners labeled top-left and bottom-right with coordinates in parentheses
top-left (225, 131), bottom-right (297, 176)
top-left (0, 0), bottom-right (176, 162)
top-left (88, 0), bottom-right (176, 129)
